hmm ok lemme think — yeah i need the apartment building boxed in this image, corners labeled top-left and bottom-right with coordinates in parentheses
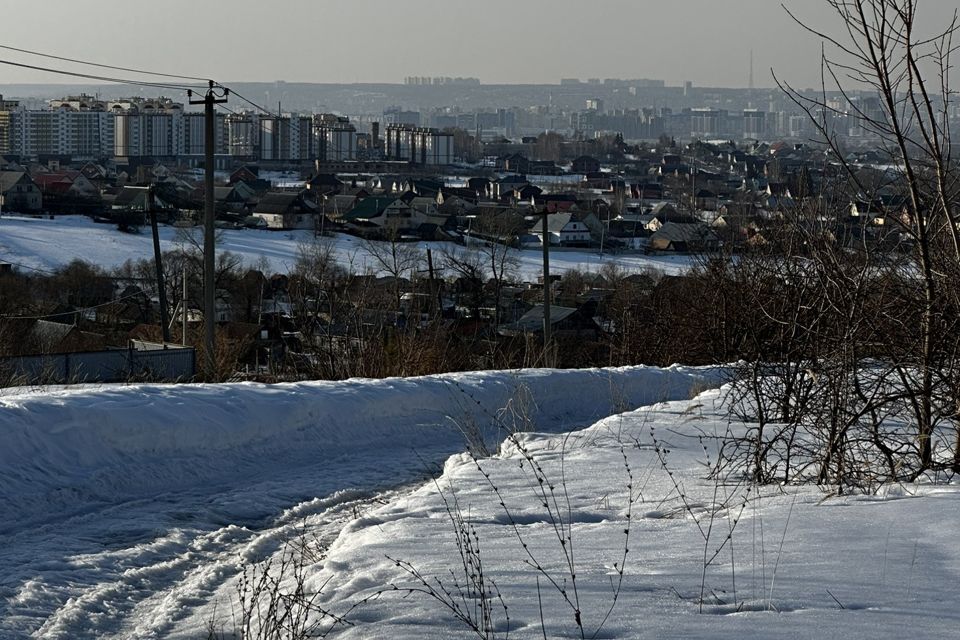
top-left (384, 125), bottom-right (453, 165)
top-left (4, 95), bottom-right (448, 165)
top-left (10, 108), bottom-right (114, 160)
top-left (0, 95), bottom-right (19, 154)
top-left (314, 115), bottom-right (359, 162)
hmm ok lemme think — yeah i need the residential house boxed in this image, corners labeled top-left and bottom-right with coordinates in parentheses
top-left (499, 304), bottom-right (601, 338)
top-left (0, 171), bottom-right (42, 212)
top-left (463, 206), bottom-right (528, 243)
top-left (536, 193), bottom-right (578, 211)
top-left (214, 185), bottom-right (252, 214)
top-left (252, 190), bottom-right (320, 230)
top-left (630, 182), bottom-right (664, 200)
top-left (409, 177), bottom-right (445, 197)
top-left (528, 160), bottom-right (562, 175)
top-left (306, 173), bottom-right (343, 195)
top-left (660, 154), bottom-right (685, 175)
top-left (583, 171), bottom-right (624, 191)
top-left (571, 155), bottom-right (601, 174)
top-left (437, 192), bottom-right (478, 216)
top-left (80, 162), bottom-right (111, 183)
top-left (606, 219), bottom-right (651, 251)
top-left (340, 196), bottom-right (414, 234)
top-left (513, 184), bottom-right (543, 204)
top-left (489, 174), bottom-right (529, 200)
top-left (694, 189), bottom-right (718, 211)
top-left (467, 177), bottom-right (491, 198)
top-left (322, 193), bottom-right (363, 218)
top-left (536, 211), bottom-right (593, 247)
top-left (648, 221), bottom-right (720, 253)
top-left (408, 196), bottom-right (446, 224)
top-left (850, 196), bottom-right (910, 227)
top-left (0, 318), bottom-right (106, 356)
top-left (229, 165), bottom-right (271, 193)
top-left (32, 170), bottom-right (99, 199)
top-left (499, 153), bottom-right (529, 174)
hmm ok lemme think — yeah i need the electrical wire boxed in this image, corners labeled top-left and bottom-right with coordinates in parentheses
top-left (0, 58), bottom-right (195, 92)
top-left (0, 255), bottom-right (58, 276)
top-left (220, 87), bottom-right (280, 118)
top-left (0, 43), bottom-right (211, 83)
top-left (0, 290), bottom-right (151, 320)
top-left (0, 43), bottom-right (277, 120)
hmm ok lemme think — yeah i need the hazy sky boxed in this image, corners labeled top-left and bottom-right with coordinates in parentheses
top-left (3, 1), bottom-right (957, 88)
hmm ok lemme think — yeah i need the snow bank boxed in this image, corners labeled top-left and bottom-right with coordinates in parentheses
top-left (0, 366), bottom-right (715, 532)
top-left (311, 389), bottom-right (960, 639)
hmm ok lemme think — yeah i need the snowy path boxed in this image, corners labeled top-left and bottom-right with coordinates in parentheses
top-left (3, 457), bottom-right (414, 638)
top-left (0, 366), bottom-right (713, 638)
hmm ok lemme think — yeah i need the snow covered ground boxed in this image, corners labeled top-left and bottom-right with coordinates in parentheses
top-left (0, 214), bottom-right (693, 280)
top-left (309, 390), bottom-right (960, 639)
top-left (4, 366), bottom-right (959, 639)
top-left (0, 366), bottom-right (714, 638)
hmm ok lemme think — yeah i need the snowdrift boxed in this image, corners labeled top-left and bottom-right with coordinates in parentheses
top-left (0, 366), bottom-right (716, 531)
top-left (312, 388), bottom-right (960, 639)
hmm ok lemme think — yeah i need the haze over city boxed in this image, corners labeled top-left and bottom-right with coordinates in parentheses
top-left (5, 0), bottom-right (956, 88)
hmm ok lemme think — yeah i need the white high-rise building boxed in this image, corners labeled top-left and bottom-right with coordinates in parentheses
top-left (11, 108), bottom-right (114, 159)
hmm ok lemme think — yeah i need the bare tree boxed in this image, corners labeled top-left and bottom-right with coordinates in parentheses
top-left (771, 0), bottom-right (960, 478)
top-left (445, 211), bottom-right (522, 325)
top-left (361, 230), bottom-right (423, 312)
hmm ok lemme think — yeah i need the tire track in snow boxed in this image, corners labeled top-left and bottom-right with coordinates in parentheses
top-left (18, 489), bottom-right (405, 640)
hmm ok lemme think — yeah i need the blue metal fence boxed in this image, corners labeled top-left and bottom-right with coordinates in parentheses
top-left (0, 346), bottom-right (196, 384)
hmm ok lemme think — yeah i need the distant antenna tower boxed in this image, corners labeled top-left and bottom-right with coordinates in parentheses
top-left (748, 49), bottom-right (755, 107)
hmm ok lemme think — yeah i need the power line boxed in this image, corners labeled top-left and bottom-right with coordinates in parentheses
top-left (0, 43), bottom-right (211, 83)
top-left (0, 290), bottom-right (150, 320)
top-left (0, 43), bottom-right (277, 118)
top-left (221, 87), bottom-right (280, 118)
top-left (0, 58), bottom-right (195, 92)
top-left (0, 256), bottom-right (58, 276)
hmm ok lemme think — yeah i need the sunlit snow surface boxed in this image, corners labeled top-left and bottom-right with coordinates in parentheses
top-left (0, 214), bottom-right (693, 280)
top-left (314, 392), bottom-right (960, 639)
top-left (0, 366), bottom-right (713, 638)
top-left (3, 367), bottom-right (959, 638)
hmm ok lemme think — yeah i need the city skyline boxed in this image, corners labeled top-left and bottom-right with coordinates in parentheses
top-left (4, 0), bottom-right (956, 89)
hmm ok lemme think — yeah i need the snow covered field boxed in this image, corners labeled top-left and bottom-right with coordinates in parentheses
top-left (0, 214), bottom-right (693, 280)
top-left (0, 366), bottom-right (713, 638)
top-left (3, 366), bottom-right (959, 638)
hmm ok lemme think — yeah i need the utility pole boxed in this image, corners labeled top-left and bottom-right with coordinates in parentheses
top-left (182, 266), bottom-right (188, 346)
top-left (426, 247), bottom-right (441, 317)
top-left (189, 81), bottom-right (228, 376)
top-left (147, 184), bottom-right (171, 343)
top-left (598, 202), bottom-right (606, 259)
top-left (541, 207), bottom-right (552, 367)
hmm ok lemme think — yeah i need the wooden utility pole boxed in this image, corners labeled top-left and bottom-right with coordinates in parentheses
top-left (182, 266), bottom-right (188, 346)
top-left (426, 247), bottom-right (441, 317)
top-left (541, 208), bottom-right (552, 367)
top-left (189, 81), bottom-right (228, 376)
top-left (147, 184), bottom-right (171, 343)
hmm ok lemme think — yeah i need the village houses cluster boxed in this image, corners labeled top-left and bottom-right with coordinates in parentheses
top-left (0, 86), bottom-right (916, 383)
